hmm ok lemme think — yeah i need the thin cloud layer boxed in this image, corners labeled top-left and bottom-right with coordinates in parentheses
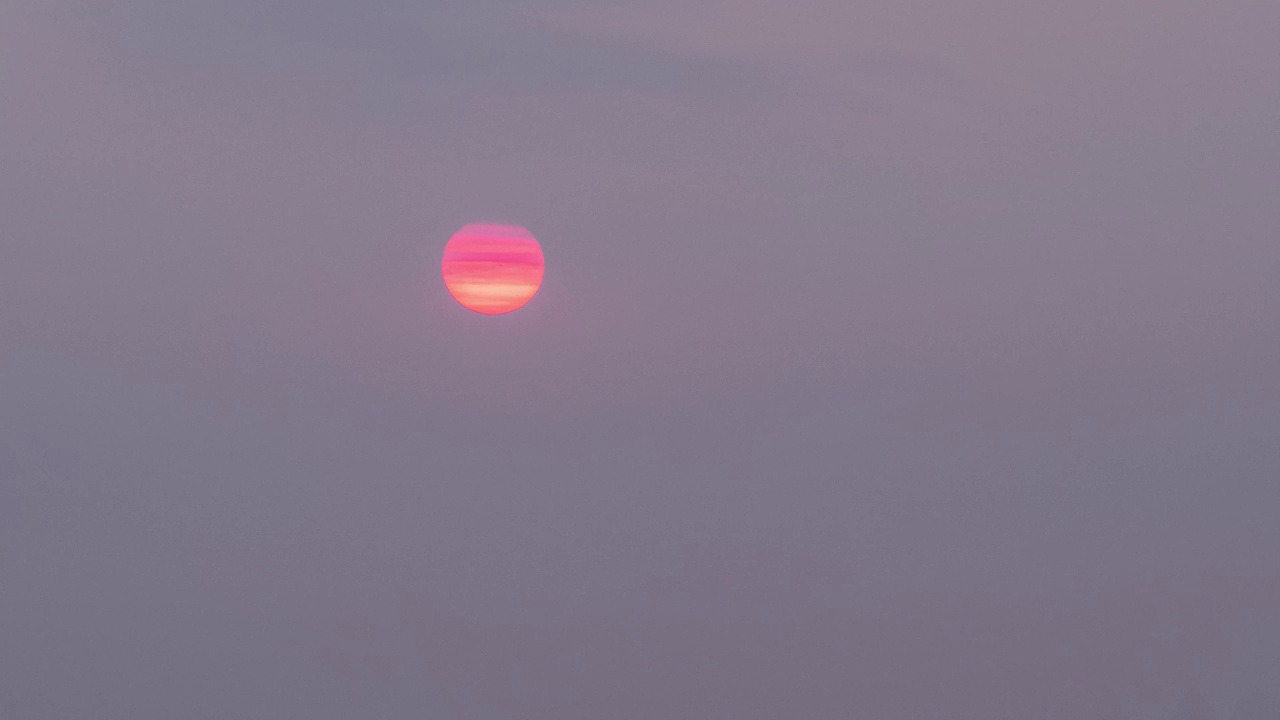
top-left (2, 0), bottom-right (1278, 717)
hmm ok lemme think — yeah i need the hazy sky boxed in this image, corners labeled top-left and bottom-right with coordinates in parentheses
top-left (2, 0), bottom-right (1279, 717)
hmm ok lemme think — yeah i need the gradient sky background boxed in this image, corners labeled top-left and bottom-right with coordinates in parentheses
top-left (2, 0), bottom-right (1279, 717)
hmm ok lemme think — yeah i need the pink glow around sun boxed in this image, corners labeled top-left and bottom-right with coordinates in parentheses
top-left (441, 223), bottom-right (545, 315)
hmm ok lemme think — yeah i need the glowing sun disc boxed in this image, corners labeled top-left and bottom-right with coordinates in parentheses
top-left (441, 223), bottom-right (545, 315)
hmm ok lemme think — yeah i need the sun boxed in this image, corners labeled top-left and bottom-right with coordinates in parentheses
top-left (441, 223), bottom-right (545, 315)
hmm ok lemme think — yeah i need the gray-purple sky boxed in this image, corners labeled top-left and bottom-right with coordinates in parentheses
top-left (2, 0), bottom-right (1279, 717)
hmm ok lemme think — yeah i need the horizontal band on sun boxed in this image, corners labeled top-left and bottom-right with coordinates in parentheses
top-left (442, 223), bottom-right (545, 315)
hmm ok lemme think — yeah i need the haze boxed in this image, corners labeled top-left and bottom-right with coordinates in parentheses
top-left (2, 0), bottom-right (1278, 717)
